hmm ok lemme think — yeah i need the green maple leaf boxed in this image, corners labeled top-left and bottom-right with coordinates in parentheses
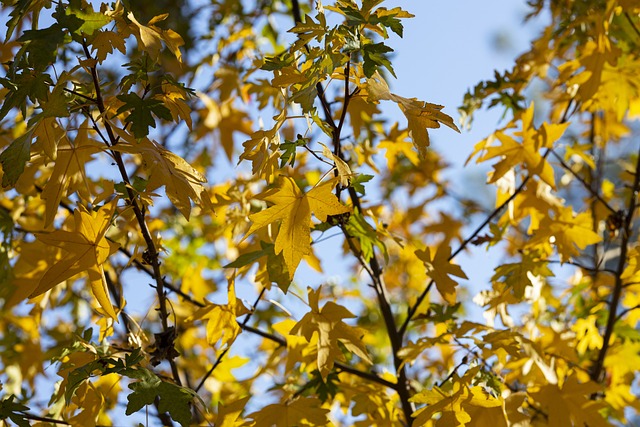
top-left (116, 93), bottom-right (173, 138)
top-left (0, 128), bottom-right (34, 188)
top-left (65, 8), bottom-right (111, 36)
top-left (0, 73), bottom-right (53, 121)
top-left (0, 395), bottom-right (30, 427)
top-left (18, 24), bottom-right (67, 71)
top-left (362, 42), bottom-right (395, 78)
top-left (126, 368), bottom-right (200, 427)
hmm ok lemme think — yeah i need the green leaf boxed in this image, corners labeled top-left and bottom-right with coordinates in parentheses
top-left (261, 52), bottom-right (295, 71)
top-left (0, 73), bottom-right (53, 121)
top-left (362, 42), bottom-right (395, 78)
top-left (345, 209), bottom-right (387, 262)
top-left (116, 93), bottom-right (173, 138)
top-left (350, 174), bottom-right (373, 195)
top-left (371, 13), bottom-right (405, 37)
top-left (279, 135), bottom-right (307, 168)
top-left (224, 248), bottom-right (269, 268)
top-left (0, 395), bottom-right (30, 427)
top-left (306, 370), bottom-right (340, 402)
top-left (126, 368), bottom-right (199, 427)
top-left (66, 8), bottom-right (111, 35)
top-left (18, 24), bottom-right (66, 71)
top-left (267, 246), bottom-right (291, 292)
top-left (0, 128), bottom-right (34, 188)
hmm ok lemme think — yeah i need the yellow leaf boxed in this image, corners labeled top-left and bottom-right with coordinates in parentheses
top-left (215, 396), bottom-right (250, 427)
top-left (247, 397), bottom-right (330, 427)
top-left (411, 382), bottom-right (469, 426)
top-left (477, 103), bottom-right (568, 188)
top-left (320, 143), bottom-right (354, 187)
top-left (33, 200), bottom-right (120, 319)
top-left (91, 30), bottom-right (126, 63)
top-left (378, 123), bottom-right (418, 169)
top-left (246, 177), bottom-right (350, 278)
top-left (415, 245), bottom-right (467, 304)
top-left (126, 12), bottom-right (184, 62)
top-left (364, 71), bottom-right (459, 158)
top-left (528, 374), bottom-right (609, 427)
top-left (33, 116), bottom-right (64, 160)
top-left (111, 128), bottom-right (214, 219)
top-left (529, 206), bottom-right (602, 262)
top-left (185, 277), bottom-right (247, 350)
top-left (40, 123), bottom-right (103, 226)
top-left (290, 287), bottom-right (372, 379)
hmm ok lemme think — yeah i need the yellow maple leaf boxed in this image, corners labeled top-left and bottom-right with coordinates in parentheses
top-left (290, 287), bottom-right (372, 379)
top-left (528, 374), bottom-right (609, 427)
top-left (126, 12), bottom-right (184, 62)
top-left (415, 245), bottom-right (467, 304)
top-left (33, 200), bottom-right (120, 319)
top-left (91, 30), bottom-right (127, 64)
top-left (215, 396), bottom-right (250, 427)
top-left (111, 128), bottom-right (214, 220)
top-left (477, 103), bottom-right (569, 188)
top-left (364, 71), bottom-right (460, 158)
top-left (246, 177), bottom-right (351, 278)
top-left (529, 206), bottom-right (601, 262)
top-left (320, 142), bottom-right (354, 187)
top-left (247, 397), bottom-right (330, 427)
top-left (33, 116), bottom-right (64, 161)
top-left (185, 276), bottom-right (248, 350)
top-left (41, 123), bottom-right (103, 226)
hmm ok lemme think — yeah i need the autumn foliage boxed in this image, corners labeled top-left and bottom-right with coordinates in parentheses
top-left (1, 0), bottom-right (640, 426)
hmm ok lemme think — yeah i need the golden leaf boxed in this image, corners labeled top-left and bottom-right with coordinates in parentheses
top-left (33, 200), bottom-right (120, 319)
top-left (246, 177), bottom-right (351, 277)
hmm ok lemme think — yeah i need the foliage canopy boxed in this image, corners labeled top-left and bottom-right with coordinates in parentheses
top-left (1, 0), bottom-right (640, 426)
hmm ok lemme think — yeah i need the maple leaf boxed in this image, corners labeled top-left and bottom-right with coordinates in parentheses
top-left (477, 103), bottom-right (568, 188)
top-left (126, 12), bottom-right (184, 62)
top-left (111, 128), bottom-right (214, 219)
top-left (0, 127), bottom-right (34, 188)
top-left (320, 142), bottom-right (354, 187)
top-left (116, 93), bottom-right (173, 138)
top-left (91, 30), bottom-right (127, 63)
top-left (290, 287), bottom-right (372, 379)
top-left (215, 396), bottom-right (250, 427)
top-left (33, 200), bottom-right (120, 318)
top-left (126, 368), bottom-right (200, 427)
top-left (528, 206), bottom-right (602, 262)
top-left (364, 71), bottom-right (460, 158)
top-left (40, 123), bottom-right (103, 226)
top-left (247, 397), bottom-right (330, 427)
top-left (528, 374), bottom-right (609, 427)
top-left (246, 177), bottom-right (351, 278)
top-left (415, 245), bottom-right (467, 304)
top-left (185, 277), bottom-right (248, 350)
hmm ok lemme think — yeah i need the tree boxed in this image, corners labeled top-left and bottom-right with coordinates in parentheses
top-left (0, 0), bottom-right (639, 425)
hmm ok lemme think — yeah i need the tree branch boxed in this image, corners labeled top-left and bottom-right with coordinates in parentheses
top-left (399, 172), bottom-right (532, 337)
top-left (81, 40), bottom-right (182, 386)
top-left (590, 143), bottom-right (640, 382)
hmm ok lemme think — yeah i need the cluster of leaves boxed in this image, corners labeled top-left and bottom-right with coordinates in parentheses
top-left (0, 0), bottom-right (640, 426)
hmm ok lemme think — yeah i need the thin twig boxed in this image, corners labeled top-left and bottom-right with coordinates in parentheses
top-left (549, 148), bottom-right (617, 215)
top-left (194, 287), bottom-right (267, 392)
